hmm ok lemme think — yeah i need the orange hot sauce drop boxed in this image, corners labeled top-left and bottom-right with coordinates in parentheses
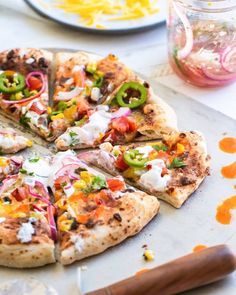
top-left (221, 161), bottom-right (236, 179)
top-left (216, 195), bottom-right (236, 224)
top-left (219, 137), bottom-right (236, 153)
top-left (135, 268), bottom-right (150, 276)
top-left (193, 245), bottom-right (207, 252)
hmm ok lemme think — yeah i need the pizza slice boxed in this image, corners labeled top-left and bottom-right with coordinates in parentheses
top-left (0, 155), bottom-right (23, 181)
top-left (0, 48), bottom-right (53, 140)
top-left (48, 151), bottom-right (159, 265)
top-left (79, 131), bottom-right (210, 208)
top-left (50, 52), bottom-right (135, 139)
top-left (0, 156), bottom-right (56, 268)
top-left (0, 128), bottom-right (32, 154)
top-left (55, 78), bottom-right (178, 150)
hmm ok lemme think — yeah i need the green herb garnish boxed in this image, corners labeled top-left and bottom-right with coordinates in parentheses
top-left (20, 114), bottom-right (31, 127)
top-left (29, 157), bottom-right (40, 163)
top-left (82, 176), bottom-right (107, 194)
top-left (58, 101), bottom-right (68, 112)
top-left (152, 144), bottom-right (168, 152)
top-left (169, 157), bottom-right (186, 169)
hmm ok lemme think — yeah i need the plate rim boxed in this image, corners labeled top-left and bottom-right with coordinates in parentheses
top-left (24, 0), bottom-right (166, 34)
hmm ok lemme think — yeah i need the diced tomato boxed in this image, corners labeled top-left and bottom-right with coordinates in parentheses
top-left (28, 76), bottom-right (43, 91)
top-left (29, 101), bottom-right (46, 115)
top-left (14, 204), bottom-right (30, 214)
top-left (68, 191), bottom-right (85, 203)
top-left (115, 154), bottom-right (129, 171)
top-left (54, 176), bottom-right (70, 190)
top-left (107, 178), bottom-right (125, 192)
top-left (101, 129), bottom-right (117, 143)
top-left (77, 98), bottom-right (90, 115)
top-left (111, 116), bottom-right (137, 134)
top-left (11, 187), bottom-right (28, 202)
top-left (73, 71), bottom-right (85, 88)
top-left (77, 214), bottom-right (90, 224)
top-left (156, 150), bottom-right (169, 162)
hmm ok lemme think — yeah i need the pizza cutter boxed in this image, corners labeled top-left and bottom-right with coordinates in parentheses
top-left (78, 245), bottom-right (236, 295)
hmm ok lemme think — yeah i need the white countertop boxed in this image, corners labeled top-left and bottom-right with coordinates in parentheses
top-left (0, 1), bottom-right (235, 121)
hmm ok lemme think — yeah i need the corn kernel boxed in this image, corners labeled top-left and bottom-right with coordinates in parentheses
top-left (12, 212), bottom-right (27, 218)
top-left (26, 139), bottom-right (33, 147)
top-left (176, 143), bottom-right (185, 155)
top-left (55, 199), bottom-right (67, 210)
top-left (47, 107), bottom-right (52, 114)
top-left (51, 113), bottom-right (65, 121)
top-left (73, 180), bottom-right (87, 189)
top-left (143, 249), bottom-right (155, 261)
top-left (0, 157), bottom-right (9, 167)
top-left (15, 92), bottom-right (23, 100)
top-left (59, 219), bottom-right (73, 232)
top-left (80, 171), bottom-right (93, 184)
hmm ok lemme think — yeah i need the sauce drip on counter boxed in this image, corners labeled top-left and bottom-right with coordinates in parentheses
top-left (193, 245), bottom-right (207, 252)
top-left (216, 195), bottom-right (236, 224)
top-left (221, 161), bottom-right (236, 179)
top-left (219, 137), bottom-right (236, 154)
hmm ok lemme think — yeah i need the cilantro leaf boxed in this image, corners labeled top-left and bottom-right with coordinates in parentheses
top-left (93, 76), bottom-right (104, 88)
top-left (20, 114), bottom-right (31, 127)
top-left (82, 176), bottom-right (107, 194)
top-left (91, 176), bottom-right (107, 191)
top-left (58, 101), bottom-right (68, 112)
top-left (69, 131), bottom-right (77, 138)
top-left (29, 157), bottom-right (40, 163)
top-left (19, 168), bottom-right (35, 176)
top-left (169, 157), bottom-right (186, 169)
top-left (152, 144), bottom-right (168, 152)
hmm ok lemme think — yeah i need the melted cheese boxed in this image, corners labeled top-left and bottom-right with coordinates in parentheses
top-left (23, 158), bottom-right (51, 187)
top-left (59, 106), bottom-right (111, 145)
top-left (70, 235), bottom-right (84, 253)
top-left (17, 222), bottom-right (35, 243)
top-left (139, 159), bottom-right (170, 192)
top-left (135, 146), bottom-right (153, 158)
top-left (56, 0), bottom-right (159, 27)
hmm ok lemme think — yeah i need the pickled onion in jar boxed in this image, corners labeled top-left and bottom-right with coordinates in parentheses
top-left (168, 0), bottom-right (236, 88)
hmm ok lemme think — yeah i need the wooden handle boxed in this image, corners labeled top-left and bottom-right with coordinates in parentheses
top-left (86, 245), bottom-right (236, 295)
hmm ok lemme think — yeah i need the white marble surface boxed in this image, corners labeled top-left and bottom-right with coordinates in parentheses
top-left (0, 1), bottom-right (236, 120)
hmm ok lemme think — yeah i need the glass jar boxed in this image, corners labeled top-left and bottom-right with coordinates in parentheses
top-left (168, 0), bottom-right (236, 87)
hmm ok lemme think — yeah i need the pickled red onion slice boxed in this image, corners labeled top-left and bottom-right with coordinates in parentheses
top-left (173, 2), bottom-right (193, 59)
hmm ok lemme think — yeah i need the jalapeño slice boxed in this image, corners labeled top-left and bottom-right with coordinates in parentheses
top-left (116, 81), bottom-right (148, 109)
top-left (0, 71), bottom-right (25, 94)
top-left (123, 149), bottom-right (148, 168)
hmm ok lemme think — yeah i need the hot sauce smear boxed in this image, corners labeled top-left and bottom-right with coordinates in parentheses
top-left (221, 161), bottom-right (236, 179)
top-left (216, 195), bottom-right (236, 224)
top-left (219, 137), bottom-right (236, 154)
top-left (193, 245), bottom-right (208, 252)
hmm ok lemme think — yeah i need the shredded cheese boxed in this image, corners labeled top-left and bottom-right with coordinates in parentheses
top-left (54, 0), bottom-right (159, 28)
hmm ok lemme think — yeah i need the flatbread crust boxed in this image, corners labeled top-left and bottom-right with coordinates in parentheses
top-left (79, 131), bottom-right (210, 208)
top-left (59, 191), bottom-right (159, 265)
top-left (0, 218), bottom-right (55, 268)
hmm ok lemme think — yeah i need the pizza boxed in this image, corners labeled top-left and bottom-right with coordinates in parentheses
top-left (54, 80), bottom-right (177, 150)
top-left (0, 128), bottom-right (32, 154)
top-left (0, 48), bottom-right (210, 269)
top-left (79, 131), bottom-right (210, 208)
top-left (0, 156), bottom-right (56, 268)
top-left (0, 155), bottom-right (23, 181)
top-left (0, 48), bottom-right (52, 140)
top-left (50, 52), bottom-right (136, 139)
top-left (49, 151), bottom-right (159, 265)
